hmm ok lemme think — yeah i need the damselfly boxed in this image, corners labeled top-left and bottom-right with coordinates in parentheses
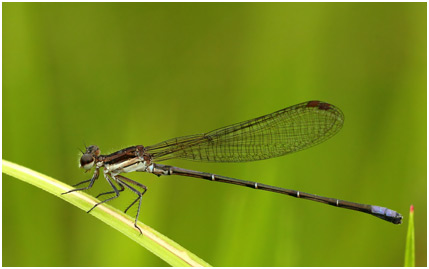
top-left (63, 101), bottom-right (402, 234)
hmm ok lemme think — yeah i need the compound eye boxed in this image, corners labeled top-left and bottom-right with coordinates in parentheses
top-left (80, 153), bottom-right (95, 170)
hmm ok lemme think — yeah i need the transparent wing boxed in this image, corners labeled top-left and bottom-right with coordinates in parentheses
top-left (145, 101), bottom-right (344, 163)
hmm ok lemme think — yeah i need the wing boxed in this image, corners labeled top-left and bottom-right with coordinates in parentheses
top-left (145, 101), bottom-right (344, 163)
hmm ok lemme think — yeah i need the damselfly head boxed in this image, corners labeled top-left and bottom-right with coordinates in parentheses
top-left (80, 145), bottom-right (100, 170)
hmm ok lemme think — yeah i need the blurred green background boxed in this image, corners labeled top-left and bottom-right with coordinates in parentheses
top-left (3, 3), bottom-right (426, 267)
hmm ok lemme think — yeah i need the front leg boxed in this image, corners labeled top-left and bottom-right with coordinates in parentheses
top-left (62, 168), bottom-right (100, 195)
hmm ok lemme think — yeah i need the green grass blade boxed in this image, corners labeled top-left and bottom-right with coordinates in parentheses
top-left (404, 205), bottom-right (415, 267)
top-left (2, 159), bottom-right (211, 267)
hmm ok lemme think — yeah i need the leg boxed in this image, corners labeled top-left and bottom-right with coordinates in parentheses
top-left (71, 167), bottom-right (98, 187)
top-left (62, 168), bottom-right (100, 195)
top-left (72, 176), bottom-right (95, 187)
top-left (86, 173), bottom-right (121, 213)
top-left (118, 175), bottom-right (147, 214)
top-left (95, 183), bottom-right (125, 199)
top-left (116, 175), bottom-right (148, 234)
